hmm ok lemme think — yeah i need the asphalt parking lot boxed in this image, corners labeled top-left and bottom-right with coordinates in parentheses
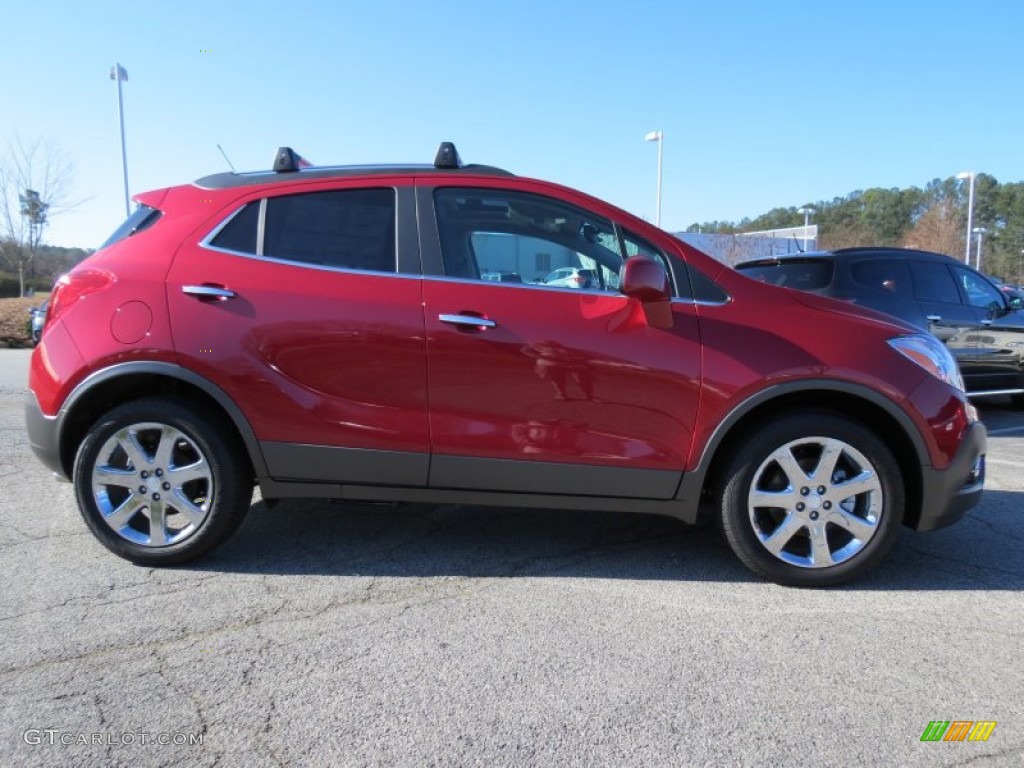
top-left (0, 348), bottom-right (1021, 767)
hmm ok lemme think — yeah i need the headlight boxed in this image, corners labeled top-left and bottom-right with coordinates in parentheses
top-left (888, 334), bottom-right (965, 392)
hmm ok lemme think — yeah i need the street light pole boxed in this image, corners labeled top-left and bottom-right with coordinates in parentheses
top-left (110, 63), bottom-right (130, 217)
top-left (956, 171), bottom-right (975, 265)
top-left (797, 206), bottom-right (815, 250)
top-left (972, 227), bottom-right (987, 272)
top-left (644, 131), bottom-right (663, 227)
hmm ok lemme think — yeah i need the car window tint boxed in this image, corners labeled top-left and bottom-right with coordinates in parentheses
top-left (262, 188), bottom-right (396, 272)
top-left (434, 188), bottom-right (622, 290)
top-left (735, 259), bottom-right (833, 290)
top-left (622, 230), bottom-right (677, 296)
top-left (850, 259), bottom-right (913, 299)
top-left (954, 267), bottom-right (1005, 309)
top-left (687, 266), bottom-right (728, 303)
top-left (100, 205), bottom-right (162, 250)
top-left (910, 261), bottom-right (960, 304)
top-left (209, 201), bottom-right (260, 254)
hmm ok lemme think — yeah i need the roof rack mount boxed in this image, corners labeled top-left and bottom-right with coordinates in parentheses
top-left (273, 147), bottom-right (312, 173)
top-left (434, 141), bottom-right (462, 169)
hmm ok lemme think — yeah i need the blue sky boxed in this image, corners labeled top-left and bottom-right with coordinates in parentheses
top-left (2, 0), bottom-right (1022, 248)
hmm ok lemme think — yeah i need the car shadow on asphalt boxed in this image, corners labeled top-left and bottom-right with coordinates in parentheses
top-left (193, 489), bottom-right (1024, 590)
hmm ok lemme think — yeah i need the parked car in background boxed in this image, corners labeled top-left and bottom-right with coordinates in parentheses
top-left (542, 267), bottom-right (599, 289)
top-left (28, 299), bottom-right (48, 346)
top-left (735, 247), bottom-right (1024, 407)
top-left (481, 271), bottom-right (523, 283)
top-left (25, 145), bottom-right (985, 587)
top-left (999, 284), bottom-right (1024, 302)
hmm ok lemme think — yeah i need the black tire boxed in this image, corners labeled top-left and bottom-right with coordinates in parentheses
top-left (73, 397), bottom-right (252, 565)
top-left (717, 410), bottom-right (903, 587)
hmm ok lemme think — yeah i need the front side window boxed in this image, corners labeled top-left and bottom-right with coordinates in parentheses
top-left (910, 261), bottom-right (960, 304)
top-left (434, 188), bottom-right (623, 291)
top-left (207, 189), bottom-right (396, 273)
top-left (954, 267), bottom-right (1004, 310)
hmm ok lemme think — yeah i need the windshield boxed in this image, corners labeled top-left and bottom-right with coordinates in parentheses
top-left (735, 259), bottom-right (834, 291)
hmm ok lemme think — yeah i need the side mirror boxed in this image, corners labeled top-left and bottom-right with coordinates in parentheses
top-left (621, 255), bottom-right (672, 329)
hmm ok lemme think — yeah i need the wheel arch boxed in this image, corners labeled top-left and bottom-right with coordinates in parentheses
top-left (56, 362), bottom-right (267, 481)
top-left (678, 381), bottom-right (928, 529)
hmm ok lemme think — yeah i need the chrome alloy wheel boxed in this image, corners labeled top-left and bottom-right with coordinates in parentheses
top-left (90, 422), bottom-right (214, 547)
top-left (747, 436), bottom-right (883, 569)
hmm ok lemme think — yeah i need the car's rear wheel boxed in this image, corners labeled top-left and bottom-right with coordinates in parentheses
top-left (73, 397), bottom-right (252, 565)
top-left (717, 411), bottom-right (903, 587)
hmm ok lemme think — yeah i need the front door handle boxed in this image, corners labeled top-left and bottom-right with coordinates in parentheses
top-left (439, 313), bottom-right (497, 330)
top-left (183, 284), bottom-right (237, 301)
top-left (926, 314), bottom-right (942, 322)
top-left (981, 319), bottom-right (994, 326)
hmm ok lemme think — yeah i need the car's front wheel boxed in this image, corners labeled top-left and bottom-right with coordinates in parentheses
top-left (73, 397), bottom-right (252, 565)
top-left (717, 411), bottom-right (903, 587)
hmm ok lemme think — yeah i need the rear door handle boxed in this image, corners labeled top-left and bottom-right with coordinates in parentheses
top-left (183, 285), bottom-right (237, 301)
top-left (926, 314), bottom-right (941, 322)
top-left (981, 319), bottom-right (994, 326)
top-left (439, 313), bottom-right (497, 330)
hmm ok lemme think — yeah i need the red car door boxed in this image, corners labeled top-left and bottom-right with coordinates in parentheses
top-left (166, 180), bottom-right (430, 486)
top-left (419, 181), bottom-right (702, 499)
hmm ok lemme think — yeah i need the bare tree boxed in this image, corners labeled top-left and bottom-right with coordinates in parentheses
top-left (0, 137), bottom-right (76, 296)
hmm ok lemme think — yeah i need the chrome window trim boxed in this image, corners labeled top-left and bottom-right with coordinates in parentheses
top-left (199, 189), bottom-right (404, 277)
top-left (423, 274), bottom-right (628, 297)
top-left (195, 245), bottom-right (422, 280)
top-left (673, 296), bottom-right (732, 307)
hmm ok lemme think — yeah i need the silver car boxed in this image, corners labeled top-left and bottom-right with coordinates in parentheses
top-left (542, 267), bottom-right (598, 289)
top-left (28, 299), bottom-right (48, 346)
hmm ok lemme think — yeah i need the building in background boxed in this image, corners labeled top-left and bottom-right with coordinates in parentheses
top-left (675, 225), bottom-right (818, 265)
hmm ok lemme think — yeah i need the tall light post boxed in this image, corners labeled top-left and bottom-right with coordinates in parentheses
top-left (798, 206), bottom-right (815, 250)
top-left (644, 130), bottom-right (663, 227)
top-left (110, 63), bottom-right (130, 216)
top-left (972, 227), bottom-right (987, 272)
top-left (956, 171), bottom-right (975, 265)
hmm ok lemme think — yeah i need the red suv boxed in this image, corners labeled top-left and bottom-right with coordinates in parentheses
top-left (26, 143), bottom-right (986, 586)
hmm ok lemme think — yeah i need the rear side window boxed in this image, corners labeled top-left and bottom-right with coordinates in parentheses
top-left (736, 259), bottom-right (833, 290)
top-left (910, 261), bottom-right (960, 304)
top-left (99, 205), bottom-right (161, 250)
top-left (849, 259), bottom-right (913, 299)
top-left (264, 189), bottom-right (396, 272)
top-left (206, 189), bottom-right (397, 273)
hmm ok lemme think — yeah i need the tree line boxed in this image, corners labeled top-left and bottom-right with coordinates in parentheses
top-left (685, 174), bottom-right (1024, 282)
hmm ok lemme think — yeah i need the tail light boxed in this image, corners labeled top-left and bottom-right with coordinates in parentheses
top-left (47, 269), bottom-right (116, 327)
top-left (572, 275), bottom-right (584, 286)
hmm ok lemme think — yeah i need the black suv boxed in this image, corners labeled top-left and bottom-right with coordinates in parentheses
top-left (735, 247), bottom-right (1024, 406)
